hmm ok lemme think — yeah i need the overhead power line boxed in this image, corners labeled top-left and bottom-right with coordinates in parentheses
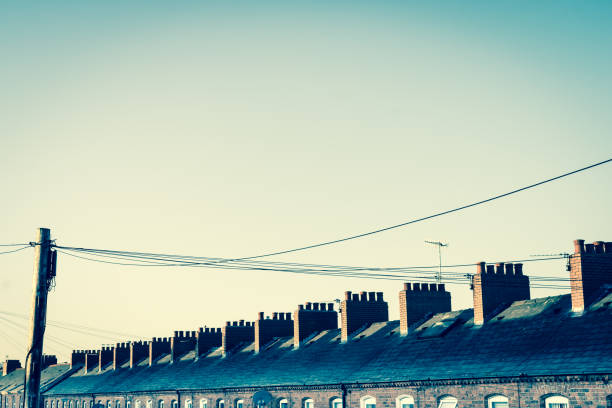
top-left (54, 246), bottom-right (572, 289)
top-left (217, 158), bottom-right (610, 261)
top-left (0, 246), bottom-right (31, 255)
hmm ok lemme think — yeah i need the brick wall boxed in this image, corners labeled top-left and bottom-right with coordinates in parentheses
top-left (42, 378), bottom-right (612, 408)
top-left (222, 321), bottom-right (254, 355)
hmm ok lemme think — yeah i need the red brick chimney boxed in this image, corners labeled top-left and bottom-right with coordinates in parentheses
top-left (399, 283), bottom-right (451, 335)
top-left (222, 321), bottom-right (254, 355)
top-left (129, 341), bottom-right (149, 368)
top-left (98, 347), bottom-right (113, 371)
top-left (2, 359), bottom-right (21, 376)
top-left (171, 331), bottom-right (197, 362)
top-left (570, 239), bottom-right (612, 312)
top-left (84, 350), bottom-right (100, 374)
top-left (196, 327), bottom-right (222, 359)
top-left (149, 337), bottom-right (171, 365)
top-left (255, 312), bottom-right (293, 353)
top-left (113, 343), bottom-right (130, 370)
top-left (473, 262), bottom-right (530, 325)
top-left (70, 350), bottom-right (87, 369)
top-left (293, 302), bottom-right (337, 348)
top-left (341, 291), bottom-right (388, 342)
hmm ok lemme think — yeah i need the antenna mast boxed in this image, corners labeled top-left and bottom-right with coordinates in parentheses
top-left (425, 240), bottom-right (448, 283)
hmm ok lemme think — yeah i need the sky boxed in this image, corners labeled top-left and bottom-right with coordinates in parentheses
top-left (1, 1), bottom-right (611, 362)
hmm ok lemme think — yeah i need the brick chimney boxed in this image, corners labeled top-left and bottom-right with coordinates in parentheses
top-left (196, 327), bottom-right (222, 359)
top-left (293, 302), bottom-right (337, 348)
top-left (149, 337), bottom-right (171, 365)
top-left (84, 350), bottom-right (100, 374)
top-left (98, 347), bottom-right (113, 371)
top-left (2, 359), bottom-right (21, 376)
top-left (399, 283), bottom-right (451, 335)
top-left (473, 262), bottom-right (530, 325)
top-left (341, 291), bottom-right (388, 342)
top-left (41, 355), bottom-right (57, 370)
top-left (171, 331), bottom-right (197, 363)
top-left (570, 239), bottom-right (612, 312)
top-left (130, 341), bottom-right (149, 368)
top-left (222, 321), bottom-right (254, 355)
top-left (113, 343), bottom-right (130, 370)
top-left (255, 312), bottom-right (293, 353)
top-left (70, 350), bottom-right (87, 369)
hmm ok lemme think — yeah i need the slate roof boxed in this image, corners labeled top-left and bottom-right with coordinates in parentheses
top-left (44, 290), bottom-right (612, 395)
top-left (0, 364), bottom-right (73, 395)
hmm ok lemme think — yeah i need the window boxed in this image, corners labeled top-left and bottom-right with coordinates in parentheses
top-left (136, 402), bottom-right (142, 408)
top-left (279, 400), bottom-right (288, 408)
top-left (544, 396), bottom-right (569, 408)
top-left (125, 403), bottom-right (129, 408)
top-left (159, 401), bottom-right (164, 408)
top-left (303, 400), bottom-right (313, 408)
top-left (217, 400), bottom-right (225, 408)
top-left (185, 401), bottom-right (192, 408)
top-left (235, 400), bottom-right (243, 408)
top-left (360, 397), bottom-right (375, 408)
top-left (147, 402), bottom-right (153, 408)
top-left (438, 396), bottom-right (457, 408)
top-left (172, 402), bottom-right (178, 408)
top-left (487, 395), bottom-right (508, 408)
top-left (396, 396), bottom-right (414, 408)
top-left (85, 402), bottom-right (89, 408)
top-left (330, 399), bottom-right (342, 408)
top-left (52, 402), bottom-right (55, 408)
top-left (108, 402), bottom-right (113, 408)
top-left (116, 402), bottom-right (121, 408)
top-left (77, 402), bottom-right (81, 408)
top-left (199, 400), bottom-right (207, 408)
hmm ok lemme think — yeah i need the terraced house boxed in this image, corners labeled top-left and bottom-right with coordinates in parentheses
top-left (2, 239), bottom-right (612, 408)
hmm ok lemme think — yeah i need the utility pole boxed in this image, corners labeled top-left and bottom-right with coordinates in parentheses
top-left (425, 240), bottom-right (448, 283)
top-left (24, 228), bottom-right (54, 408)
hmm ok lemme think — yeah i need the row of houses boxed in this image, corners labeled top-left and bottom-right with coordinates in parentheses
top-left (2, 239), bottom-right (612, 408)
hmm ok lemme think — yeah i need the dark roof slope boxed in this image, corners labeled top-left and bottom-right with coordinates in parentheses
top-left (45, 292), bottom-right (612, 395)
top-left (0, 364), bottom-right (73, 394)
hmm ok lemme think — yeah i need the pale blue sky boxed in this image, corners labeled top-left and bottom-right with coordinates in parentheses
top-left (1, 1), bottom-right (611, 361)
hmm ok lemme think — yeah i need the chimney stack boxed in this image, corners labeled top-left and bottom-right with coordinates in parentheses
top-left (41, 355), bottom-right (57, 370)
top-left (570, 239), bottom-right (612, 312)
top-left (399, 283), bottom-right (451, 335)
top-left (293, 302), bottom-right (337, 348)
top-left (341, 291), bottom-right (388, 342)
top-left (84, 350), bottom-right (100, 374)
top-left (171, 331), bottom-right (197, 363)
top-left (70, 350), bottom-right (87, 369)
top-left (196, 327), bottom-right (222, 359)
top-left (149, 337), bottom-right (171, 365)
top-left (2, 359), bottom-right (21, 376)
top-left (473, 261), bottom-right (530, 325)
top-left (130, 341), bottom-right (149, 368)
top-left (222, 321), bottom-right (254, 355)
top-left (113, 343), bottom-right (130, 370)
top-left (98, 347), bottom-right (113, 371)
top-left (255, 312), bottom-right (293, 353)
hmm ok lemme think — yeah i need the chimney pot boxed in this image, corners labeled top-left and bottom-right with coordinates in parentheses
top-left (320, 303), bottom-right (326, 311)
top-left (403, 282), bottom-right (409, 290)
top-left (298, 304), bottom-right (304, 310)
top-left (574, 239), bottom-right (585, 254)
top-left (360, 291), bottom-right (367, 301)
top-left (495, 263), bottom-right (504, 274)
top-left (345, 291), bottom-right (352, 300)
top-left (515, 264), bottom-right (523, 275)
top-left (505, 263), bottom-right (514, 275)
top-left (585, 243), bottom-right (595, 253)
top-left (486, 265), bottom-right (495, 274)
top-left (258, 312), bottom-right (264, 320)
top-left (239, 320), bottom-right (244, 326)
top-left (477, 262), bottom-right (486, 274)
top-left (352, 293), bottom-right (359, 301)
top-left (327, 303), bottom-right (334, 311)
top-left (305, 302), bottom-right (312, 310)
top-left (594, 241), bottom-right (604, 254)
top-left (273, 312), bottom-right (278, 319)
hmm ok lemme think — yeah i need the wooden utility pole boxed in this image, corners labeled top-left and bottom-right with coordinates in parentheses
top-left (24, 228), bottom-right (53, 408)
